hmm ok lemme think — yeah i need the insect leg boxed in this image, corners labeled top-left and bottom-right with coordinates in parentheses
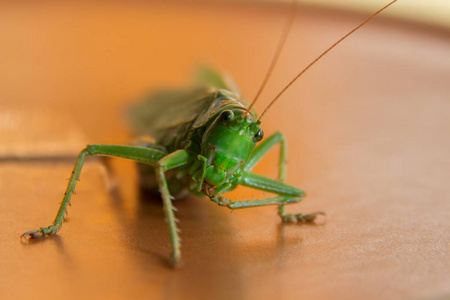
top-left (132, 142), bottom-right (169, 192)
top-left (244, 132), bottom-right (324, 223)
top-left (21, 144), bottom-right (166, 240)
top-left (244, 131), bottom-right (286, 181)
top-left (209, 172), bottom-right (323, 223)
top-left (154, 150), bottom-right (190, 267)
top-left (244, 171), bottom-right (324, 223)
top-left (208, 171), bottom-right (301, 206)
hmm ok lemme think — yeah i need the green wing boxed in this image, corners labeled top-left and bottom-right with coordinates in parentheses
top-left (127, 67), bottom-right (253, 143)
top-left (194, 66), bottom-right (243, 98)
top-left (127, 87), bottom-right (215, 139)
top-left (194, 66), bottom-right (255, 115)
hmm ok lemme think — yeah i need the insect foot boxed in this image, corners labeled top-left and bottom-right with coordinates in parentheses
top-left (278, 206), bottom-right (326, 225)
top-left (170, 250), bottom-right (182, 269)
top-left (20, 225), bottom-right (61, 243)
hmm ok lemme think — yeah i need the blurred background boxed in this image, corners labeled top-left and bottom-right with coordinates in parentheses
top-left (300, 0), bottom-right (450, 28)
top-left (1, 1), bottom-right (449, 300)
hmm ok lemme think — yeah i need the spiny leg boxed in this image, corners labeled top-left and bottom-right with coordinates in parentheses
top-left (208, 171), bottom-right (303, 208)
top-left (243, 132), bottom-right (323, 223)
top-left (155, 150), bottom-right (190, 267)
top-left (209, 171), bottom-right (324, 224)
top-left (133, 141), bottom-right (169, 192)
top-left (21, 144), bottom-right (167, 241)
top-left (20, 148), bottom-right (88, 240)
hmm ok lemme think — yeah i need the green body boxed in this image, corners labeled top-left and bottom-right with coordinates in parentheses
top-left (21, 68), bottom-right (323, 267)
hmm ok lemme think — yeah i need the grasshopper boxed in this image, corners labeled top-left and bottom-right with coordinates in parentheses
top-left (21, 0), bottom-right (397, 267)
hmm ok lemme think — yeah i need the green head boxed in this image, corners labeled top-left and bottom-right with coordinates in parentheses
top-left (202, 108), bottom-right (263, 187)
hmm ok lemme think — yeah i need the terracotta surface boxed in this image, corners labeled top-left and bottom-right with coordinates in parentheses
top-left (1, 1), bottom-right (449, 300)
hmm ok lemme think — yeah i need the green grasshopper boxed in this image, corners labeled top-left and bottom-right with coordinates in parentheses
top-left (21, 1), bottom-right (397, 267)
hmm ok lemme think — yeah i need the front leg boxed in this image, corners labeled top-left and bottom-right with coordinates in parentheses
top-left (242, 132), bottom-right (324, 223)
top-left (244, 131), bottom-right (286, 181)
top-left (155, 150), bottom-right (191, 267)
top-left (208, 171), bottom-right (324, 224)
top-left (21, 144), bottom-right (168, 241)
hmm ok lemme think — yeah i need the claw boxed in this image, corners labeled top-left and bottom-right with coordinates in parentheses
top-left (298, 211), bottom-right (326, 223)
top-left (20, 225), bottom-right (61, 243)
top-left (20, 229), bottom-right (44, 243)
top-left (281, 211), bottom-right (326, 224)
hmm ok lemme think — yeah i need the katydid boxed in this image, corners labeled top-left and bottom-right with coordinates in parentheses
top-left (21, 1), bottom-right (398, 267)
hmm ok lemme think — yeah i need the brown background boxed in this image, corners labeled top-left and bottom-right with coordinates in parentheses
top-left (1, 1), bottom-right (449, 300)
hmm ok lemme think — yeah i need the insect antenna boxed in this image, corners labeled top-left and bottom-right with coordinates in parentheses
top-left (258, 0), bottom-right (398, 121)
top-left (245, 0), bottom-right (297, 115)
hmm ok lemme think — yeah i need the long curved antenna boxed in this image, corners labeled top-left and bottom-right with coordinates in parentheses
top-left (246, 0), bottom-right (297, 114)
top-left (258, 0), bottom-right (398, 121)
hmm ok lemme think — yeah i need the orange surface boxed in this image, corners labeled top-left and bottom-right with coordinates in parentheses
top-left (1, 1), bottom-right (449, 300)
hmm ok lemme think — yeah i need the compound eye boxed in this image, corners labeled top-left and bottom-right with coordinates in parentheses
top-left (253, 129), bottom-right (264, 142)
top-left (220, 110), bottom-right (234, 122)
